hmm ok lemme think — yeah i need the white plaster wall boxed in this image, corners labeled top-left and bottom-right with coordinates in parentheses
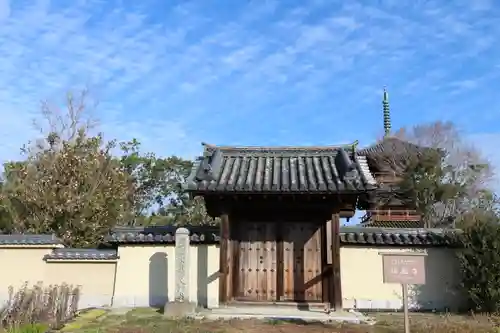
top-left (188, 244), bottom-right (220, 309)
top-left (112, 245), bottom-right (175, 307)
top-left (112, 243), bottom-right (220, 308)
top-left (0, 246), bottom-right (56, 307)
top-left (0, 241), bottom-right (465, 312)
top-left (45, 261), bottom-right (116, 309)
top-left (340, 246), bottom-right (465, 311)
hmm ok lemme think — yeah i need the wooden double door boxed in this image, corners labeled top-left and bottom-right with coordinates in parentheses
top-left (235, 221), bottom-right (324, 302)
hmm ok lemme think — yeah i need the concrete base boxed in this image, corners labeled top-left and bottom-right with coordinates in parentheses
top-left (191, 306), bottom-right (376, 325)
top-left (163, 301), bottom-right (197, 318)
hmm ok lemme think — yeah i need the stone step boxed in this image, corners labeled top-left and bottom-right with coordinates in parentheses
top-left (223, 301), bottom-right (331, 311)
top-left (194, 307), bottom-right (371, 324)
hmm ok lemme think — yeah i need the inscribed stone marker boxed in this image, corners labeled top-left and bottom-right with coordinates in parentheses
top-left (175, 227), bottom-right (190, 302)
top-left (164, 227), bottom-right (197, 317)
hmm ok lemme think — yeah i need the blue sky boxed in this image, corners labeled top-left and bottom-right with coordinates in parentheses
top-left (0, 0), bottom-right (499, 211)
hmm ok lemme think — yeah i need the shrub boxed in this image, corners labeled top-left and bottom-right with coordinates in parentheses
top-left (0, 283), bottom-right (80, 331)
top-left (457, 219), bottom-right (500, 312)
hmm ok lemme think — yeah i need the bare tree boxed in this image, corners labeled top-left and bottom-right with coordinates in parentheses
top-left (27, 89), bottom-right (99, 153)
top-left (373, 121), bottom-right (496, 227)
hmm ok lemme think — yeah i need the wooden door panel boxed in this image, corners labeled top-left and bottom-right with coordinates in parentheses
top-left (303, 223), bottom-right (323, 301)
top-left (282, 222), bottom-right (323, 302)
top-left (237, 222), bottom-right (277, 301)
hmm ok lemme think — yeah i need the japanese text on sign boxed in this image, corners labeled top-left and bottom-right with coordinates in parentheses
top-left (382, 254), bottom-right (426, 285)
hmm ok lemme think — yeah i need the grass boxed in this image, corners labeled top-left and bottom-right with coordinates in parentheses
top-left (54, 307), bottom-right (500, 333)
top-left (60, 309), bottom-right (108, 332)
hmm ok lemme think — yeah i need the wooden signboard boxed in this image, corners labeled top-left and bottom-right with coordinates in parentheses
top-left (380, 252), bottom-right (427, 333)
top-left (382, 253), bottom-right (426, 285)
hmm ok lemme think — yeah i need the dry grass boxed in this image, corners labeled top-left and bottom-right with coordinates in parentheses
top-left (372, 312), bottom-right (498, 332)
top-left (0, 283), bottom-right (80, 332)
top-left (57, 308), bottom-right (500, 333)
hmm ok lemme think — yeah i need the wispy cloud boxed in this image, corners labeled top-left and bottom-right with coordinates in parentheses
top-left (0, 0), bottom-right (499, 170)
top-left (0, 0), bottom-right (10, 21)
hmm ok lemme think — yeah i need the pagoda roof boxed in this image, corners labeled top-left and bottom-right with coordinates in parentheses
top-left (358, 136), bottom-right (431, 155)
top-left (357, 137), bottom-right (439, 158)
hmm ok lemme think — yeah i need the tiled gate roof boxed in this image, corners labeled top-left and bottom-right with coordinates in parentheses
top-left (185, 143), bottom-right (377, 194)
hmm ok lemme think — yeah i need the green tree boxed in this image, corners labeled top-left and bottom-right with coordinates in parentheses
top-left (160, 195), bottom-right (219, 226)
top-left (118, 139), bottom-right (192, 220)
top-left (115, 135), bottom-right (214, 227)
top-left (0, 91), bottom-right (131, 246)
top-left (2, 131), bottom-right (130, 246)
top-left (457, 217), bottom-right (500, 312)
top-left (0, 89), bottom-right (216, 244)
top-left (395, 148), bottom-right (461, 227)
top-left (0, 181), bottom-right (14, 232)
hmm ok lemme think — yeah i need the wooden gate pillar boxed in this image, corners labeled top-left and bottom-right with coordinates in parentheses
top-left (219, 213), bottom-right (231, 303)
top-left (330, 212), bottom-right (343, 310)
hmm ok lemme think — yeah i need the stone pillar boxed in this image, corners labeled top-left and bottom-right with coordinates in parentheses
top-left (164, 227), bottom-right (197, 317)
top-left (175, 227), bottom-right (189, 302)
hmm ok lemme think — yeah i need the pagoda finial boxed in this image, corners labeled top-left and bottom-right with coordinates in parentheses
top-left (383, 87), bottom-right (391, 137)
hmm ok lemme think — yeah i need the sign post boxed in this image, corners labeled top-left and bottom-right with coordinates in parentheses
top-left (380, 252), bottom-right (427, 333)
